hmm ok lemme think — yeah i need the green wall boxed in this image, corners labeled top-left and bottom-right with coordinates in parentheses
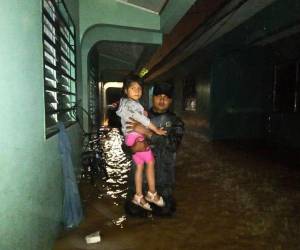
top-left (0, 1), bottom-right (82, 249)
top-left (79, 0), bottom-right (197, 39)
top-left (211, 48), bottom-right (270, 139)
top-left (160, 0), bottom-right (197, 32)
top-left (79, 0), bottom-right (160, 40)
top-left (158, 49), bottom-right (213, 138)
top-left (172, 78), bottom-right (184, 116)
top-left (165, 0), bottom-right (300, 145)
top-left (209, 0), bottom-right (300, 142)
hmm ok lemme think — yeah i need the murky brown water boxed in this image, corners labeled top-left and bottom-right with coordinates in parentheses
top-left (54, 130), bottom-right (300, 250)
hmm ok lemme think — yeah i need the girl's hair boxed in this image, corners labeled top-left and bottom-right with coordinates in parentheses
top-left (122, 74), bottom-right (144, 97)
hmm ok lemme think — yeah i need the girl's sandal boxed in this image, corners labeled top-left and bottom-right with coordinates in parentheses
top-left (132, 194), bottom-right (152, 211)
top-left (145, 191), bottom-right (165, 207)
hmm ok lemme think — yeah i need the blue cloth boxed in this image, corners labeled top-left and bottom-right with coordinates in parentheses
top-left (58, 122), bottom-right (83, 228)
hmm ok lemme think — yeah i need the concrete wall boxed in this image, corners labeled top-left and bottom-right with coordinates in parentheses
top-left (172, 78), bottom-right (184, 116)
top-left (79, 0), bottom-right (160, 40)
top-left (209, 0), bottom-right (300, 144)
top-left (0, 1), bottom-right (81, 249)
top-left (170, 49), bottom-right (266, 141)
top-left (161, 57), bottom-right (212, 139)
top-left (210, 48), bottom-right (271, 140)
top-left (165, 0), bottom-right (300, 148)
top-left (180, 69), bottom-right (212, 139)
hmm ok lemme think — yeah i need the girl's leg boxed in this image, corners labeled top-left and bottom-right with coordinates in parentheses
top-left (145, 161), bottom-right (156, 194)
top-left (133, 163), bottom-right (151, 210)
top-left (135, 164), bottom-right (144, 196)
top-left (145, 161), bottom-right (164, 204)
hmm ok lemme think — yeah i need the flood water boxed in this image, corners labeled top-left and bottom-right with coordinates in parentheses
top-left (54, 129), bottom-right (300, 250)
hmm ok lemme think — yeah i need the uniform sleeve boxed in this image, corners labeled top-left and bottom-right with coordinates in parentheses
top-left (168, 117), bottom-right (184, 150)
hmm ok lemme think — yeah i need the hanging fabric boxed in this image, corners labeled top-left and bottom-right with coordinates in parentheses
top-left (58, 122), bottom-right (83, 228)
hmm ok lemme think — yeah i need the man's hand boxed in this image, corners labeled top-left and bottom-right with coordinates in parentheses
top-left (126, 118), bottom-right (152, 138)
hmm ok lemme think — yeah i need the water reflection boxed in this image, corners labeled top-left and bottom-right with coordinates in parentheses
top-left (112, 215), bottom-right (127, 228)
top-left (97, 128), bottom-right (131, 228)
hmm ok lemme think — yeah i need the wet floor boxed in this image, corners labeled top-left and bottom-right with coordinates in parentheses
top-left (54, 129), bottom-right (300, 250)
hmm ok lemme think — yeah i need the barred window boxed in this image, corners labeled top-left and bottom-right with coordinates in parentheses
top-left (42, 0), bottom-right (76, 138)
top-left (183, 76), bottom-right (197, 112)
top-left (88, 67), bottom-right (98, 129)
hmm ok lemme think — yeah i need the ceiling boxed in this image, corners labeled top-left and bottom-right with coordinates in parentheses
top-left (97, 0), bottom-right (275, 81)
top-left (96, 41), bottom-right (158, 82)
top-left (91, 0), bottom-right (294, 84)
top-left (116, 0), bottom-right (168, 14)
top-left (87, 0), bottom-right (196, 83)
top-left (145, 0), bottom-right (279, 81)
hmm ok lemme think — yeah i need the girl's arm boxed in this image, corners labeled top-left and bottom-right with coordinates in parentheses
top-left (126, 117), bottom-right (166, 136)
top-left (148, 122), bottom-right (167, 136)
top-left (118, 99), bottom-right (151, 127)
top-left (130, 112), bottom-right (166, 136)
top-left (122, 100), bottom-right (166, 135)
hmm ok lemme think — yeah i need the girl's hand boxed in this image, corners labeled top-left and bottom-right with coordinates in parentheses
top-left (155, 127), bottom-right (167, 136)
top-left (143, 110), bottom-right (148, 117)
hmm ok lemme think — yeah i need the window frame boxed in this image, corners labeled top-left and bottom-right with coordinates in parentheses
top-left (42, 0), bottom-right (77, 138)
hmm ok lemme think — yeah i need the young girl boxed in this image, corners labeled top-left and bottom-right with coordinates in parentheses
top-left (116, 75), bottom-right (166, 211)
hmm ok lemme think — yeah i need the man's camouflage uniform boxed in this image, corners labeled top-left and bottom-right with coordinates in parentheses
top-left (147, 108), bottom-right (184, 201)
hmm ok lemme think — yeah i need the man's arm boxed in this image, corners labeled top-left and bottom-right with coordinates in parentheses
top-left (126, 118), bottom-right (153, 138)
top-left (126, 116), bottom-right (184, 152)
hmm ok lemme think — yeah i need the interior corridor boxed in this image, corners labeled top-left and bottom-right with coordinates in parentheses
top-left (2, 1), bottom-right (300, 249)
top-left (54, 130), bottom-right (300, 250)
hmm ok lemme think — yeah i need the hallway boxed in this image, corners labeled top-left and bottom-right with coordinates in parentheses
top-left (2, 1), bottom-right (300, 249)
top-left (54, 131), bottom-right (300, 250)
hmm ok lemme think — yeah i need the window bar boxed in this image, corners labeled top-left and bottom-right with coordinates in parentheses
top-left (48, 0), bottom-right (75, 39)
top-left (44, 60), bottom-right (75, 82)
top-left (59, 0), bottom-right (76, 29)
top-left (43, 34), bottom-right (56, 50)
top-left (43, 0), bottom-right (77, 138)
top-left (58, 29), bottom-right (75, 52)
top-left (46, 85), bottom-right (75, 96)
top-left (60, 50), bottom-right (75, 67)
top-left (43, 7), bottom-right (56, 27)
